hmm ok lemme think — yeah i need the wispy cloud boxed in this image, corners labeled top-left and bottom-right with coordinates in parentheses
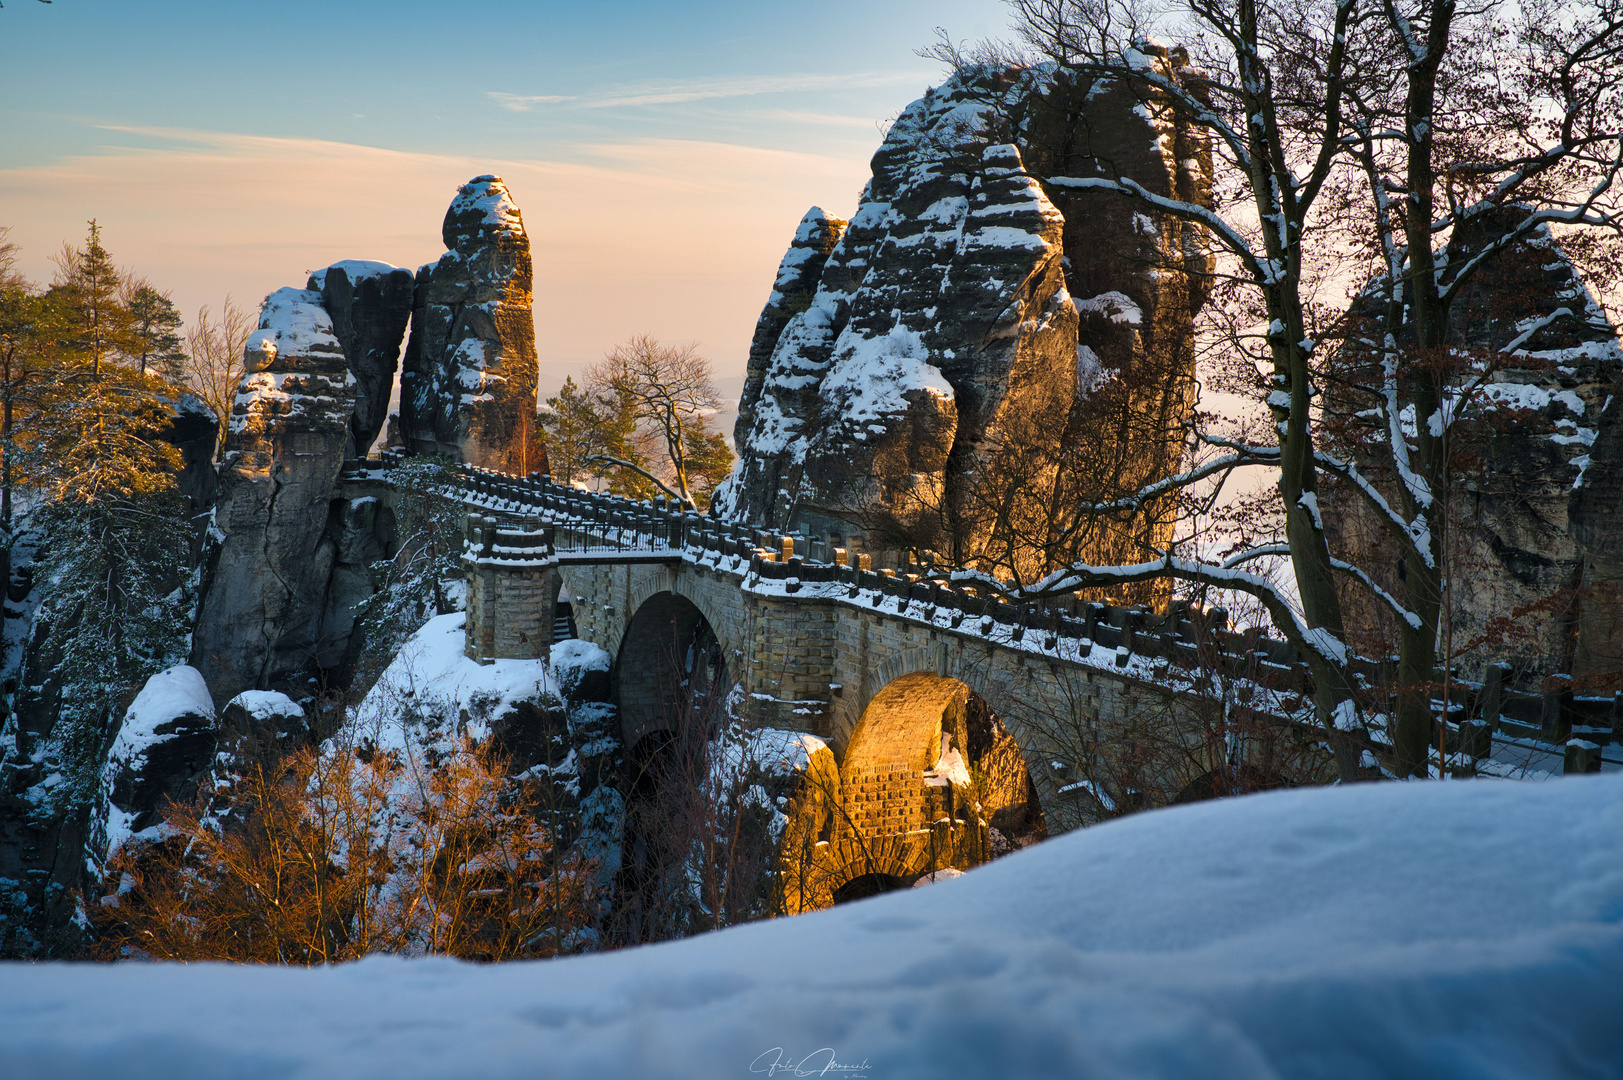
top-left (487, 71), bottom-right (930, 114)
top-left (487, 91), bottom-right (577, 112)
top-left (0, 125), bottom-right (870, 377)
top-left (741, 108), bottom-right (887, 129)
top-left (585, 71), bottom-right (923, 108)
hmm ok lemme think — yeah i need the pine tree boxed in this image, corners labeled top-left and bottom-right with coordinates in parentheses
top-left (10, 223), bottom-right (193, 808)
top-left (126, 284), bottom-right (186, 381)
top-left (536, 375), bottom-right (654, 497)
top-left (50, 221), bottom-right (134, 378)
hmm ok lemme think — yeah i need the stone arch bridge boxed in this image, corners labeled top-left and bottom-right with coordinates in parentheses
top-left (450, 464), bottom-right (1336, 907)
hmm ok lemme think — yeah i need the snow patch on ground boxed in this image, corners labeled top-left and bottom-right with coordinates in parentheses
top-left (350, 612), bottom-right (554, 750)
top-left (4, 773), bottom-right (1619, 1078)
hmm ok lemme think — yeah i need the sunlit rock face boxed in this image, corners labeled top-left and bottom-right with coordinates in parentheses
top-left (401, 176), bottom-right (543, 474)
top-left (308, 260), bottom-right (415, 458)
top-left (192, 288), bottom-right (357, 703)
top-left (716, 58), bottom-right (1212, 583)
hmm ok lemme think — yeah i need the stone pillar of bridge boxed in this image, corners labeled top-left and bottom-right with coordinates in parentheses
top-left (463, 513), bottom-right (560, 662)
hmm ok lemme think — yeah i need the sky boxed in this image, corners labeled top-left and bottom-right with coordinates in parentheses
top-left (0, 0), bottom-right (1013, 398)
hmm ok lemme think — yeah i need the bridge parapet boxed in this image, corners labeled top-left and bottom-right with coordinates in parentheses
top-left (351, 456), bottom-right (1623, 778)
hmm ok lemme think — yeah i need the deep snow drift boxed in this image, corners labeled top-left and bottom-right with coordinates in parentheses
top-left (3, 774), bottom-right (1620, 1079)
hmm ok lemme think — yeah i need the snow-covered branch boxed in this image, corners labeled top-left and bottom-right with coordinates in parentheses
top-left (1046, 175), bottom-right (1264, 278)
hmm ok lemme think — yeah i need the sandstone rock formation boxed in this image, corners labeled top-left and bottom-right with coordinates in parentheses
top-left (402, 176), bottom-right (543, 474)
top-left (191, 287), bottom-right (358, 703)
top-left (308, 260), bottom-right (415, 458)
top-left (1325, 211), bottom-right (1623, 678)
top-left (716, 59), bottom-right (1211, 582)
top-left (733, 208), bottom-right (847, 446)
top-left (99, 666), bottom-right (217, 854)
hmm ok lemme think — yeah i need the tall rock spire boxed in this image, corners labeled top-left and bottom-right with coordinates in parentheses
top-left (401, 175), bottom-right (544, 474)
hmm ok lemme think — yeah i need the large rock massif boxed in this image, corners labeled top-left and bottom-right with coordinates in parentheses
top-left (402, 176), bottom-right (543, 475)
top-left (1326, 212), bottom-right (1623, 679)
top-left (308, 260), bottom-right (416, 458)
top-left (191, 287), bottom-right (361, 702)
top-left (716, 58), bottom-right (1212, 580)
top-left (193, 177), bottom-right (543, 704)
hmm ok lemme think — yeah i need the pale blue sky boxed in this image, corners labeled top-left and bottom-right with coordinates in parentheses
top-left (1, 0), bottom-right (1013, 389)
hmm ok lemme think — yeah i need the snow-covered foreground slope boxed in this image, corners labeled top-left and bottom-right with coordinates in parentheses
top-left (5, 775), bottom-right (1621, 1079)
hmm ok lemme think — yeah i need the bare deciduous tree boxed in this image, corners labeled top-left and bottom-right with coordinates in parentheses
top-left (95, 725), bottom-right (595, 964)
top-left (935, 0), bottom-right (1623, 778)
top-left (184, 297), bottom-right (253, 456)
top-left (585, 335), bottom-right (733, 510)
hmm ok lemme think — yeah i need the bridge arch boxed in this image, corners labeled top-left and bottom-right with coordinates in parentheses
top-left (781, 668), bottom-right (1046, 912)
top-left (624, 568), bottom-right (741, 673)
top-left (613, 590), bottom-right (731, 749)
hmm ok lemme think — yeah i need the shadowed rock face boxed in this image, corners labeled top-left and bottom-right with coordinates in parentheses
top-left (401, 176), bottom-right (543, 474)
top-left (308, 261), bottom-right (415, 458)
top-left (191, 288), bottom-right (357, 703)
top-left (1324, 210), bottom-right (1623, 679)
top-left (715, 59), bottom-right (1211, 581)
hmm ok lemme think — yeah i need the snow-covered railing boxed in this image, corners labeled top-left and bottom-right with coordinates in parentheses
top-left (439, 462), bottom-right (1319, 693)
top-left (373, 455), bottom-right (1622, 775)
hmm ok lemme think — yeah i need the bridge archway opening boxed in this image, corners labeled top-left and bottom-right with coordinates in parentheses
top-left (610, 591), bottom-right (732, 944)
top-left (832, 873), bottom-right (910, 905)
top-left (781, 672), bottom-right (1046, 912)
top-left (613, 591), bottom-right (728, 749)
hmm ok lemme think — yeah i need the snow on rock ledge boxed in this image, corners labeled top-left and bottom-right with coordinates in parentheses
top-left (350, 612), bottom-right (557, 753)
top-left (99, 666), bottom-right (217, 855)
top-left (717, 60), bottom-right (1212, 575)
top-left (22, 772), bottom-right (1620, 1079)
top-left (549, 638), bottom-right (611, 703)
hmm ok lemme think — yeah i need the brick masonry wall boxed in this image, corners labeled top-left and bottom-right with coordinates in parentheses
top-left (465, 564), bottom-right (557, 661)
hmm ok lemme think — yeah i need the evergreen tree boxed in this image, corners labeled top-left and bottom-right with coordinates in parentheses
top-left (126, 283), bottom-right (186, 381)
top-left (8, 223), bottom-right (194, 808)
top-left (536, 375), bottom-right (654, 497)
top-left (49, 221), bottom-right (133, 377)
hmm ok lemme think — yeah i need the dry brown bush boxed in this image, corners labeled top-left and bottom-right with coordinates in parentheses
top-left (95, 735), bottom-right (594, 964)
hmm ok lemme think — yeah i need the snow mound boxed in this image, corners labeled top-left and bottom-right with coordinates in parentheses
top-left (350, 612), bottom-right (554, 751)
top-left (307, 260), bottom-right (404, 290)
top-left (5, 775), bottom-right (1620, 1078)
top-left (243, 287), bottom-right (342, 371)
top-left (109, 666), bottom-right (214, 764)
top-left (549, 638), bottom-right (610, 701)
top-left (224, 689), bottom-right (304, 725)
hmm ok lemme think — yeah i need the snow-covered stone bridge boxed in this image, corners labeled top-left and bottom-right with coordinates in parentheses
top-left (453, 465), bottom-right (1330, 907)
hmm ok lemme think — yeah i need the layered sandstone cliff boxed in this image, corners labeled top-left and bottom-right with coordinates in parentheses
top-left (191, 288), bottom-right (359, 702)
top-left (192, 177), bottom-right (544, 703)
top-left (1325, 211), bottom-right (1623, 678)
top-left (308, 260), bottom-right (415, 458)
top-left (716, 58), bottom-right (1212, 583)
